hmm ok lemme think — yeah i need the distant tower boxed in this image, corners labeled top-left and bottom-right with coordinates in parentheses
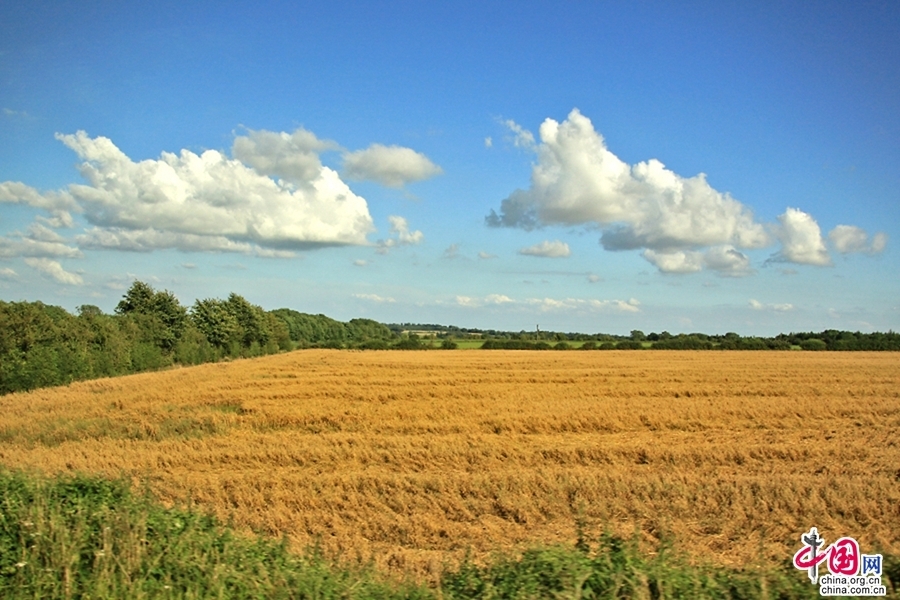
top-left (536, 324), bottom-right (540, 333)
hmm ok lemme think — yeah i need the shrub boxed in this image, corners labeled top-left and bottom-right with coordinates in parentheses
top-left (800, 339), bottom-right (827, 351)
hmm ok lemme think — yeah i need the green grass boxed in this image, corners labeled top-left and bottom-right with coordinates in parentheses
top-left (1, 469), bottom-right (895, 599)
top-left (448, 339), bottom-right (484, 349)
top-left (0, 470), bottom-right (427, 599)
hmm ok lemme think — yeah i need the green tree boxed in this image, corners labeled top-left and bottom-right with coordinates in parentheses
top-left (190, 298), bottom-right (240, 349)
top-left (225, 293), bottom-right (269, 352)
top-left (115, 281), bottom-right (187, 351)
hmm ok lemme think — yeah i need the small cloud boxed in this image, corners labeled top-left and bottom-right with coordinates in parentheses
top-left (353, 259), bottom-right (369, 267)
top-left (443, 243), bottom-right (460, 259)
top-left (477, 251), bottom-right (497, 259)
top-left (773, 208), bottom-right (831, 266)
top-left (24, 258), bottom-right (83, 285)
top-left (181, 263), bottom-right (196, 269)
top-left (641, 249), bottom-right (703, 273)
top-left (343, 144), bottom-right (442, 188)
top-left (2, 108), bottom-right (30, 119)
top-left (484, 137), bottom-right (493, 148)
top-left (454, 294), bottom-right (513, 308)
top-left (518, 240), bottom-right (571, 258)
top-left (779, 268), bottom-right (798, 276)
top-left (828, 225), bottom-right (888, 255)
top-left (587, 274), bottom-right (601, 283)
top-left (502, 119), bottom-right (536, 149)
top-left (644, 246), bottom-right (752, 276)
top-left (0, 267), bottom-right (18, 280)
top-left (524, 297), bottom-right (640, 313)
top-left (749, 299), bottom-right (793, 312)
top-left (377, 215), bottom-right (424, 253)
top-left (455, 294), bottom-right (638, 313)
top-left (353, 293), bottom-right (395, 303)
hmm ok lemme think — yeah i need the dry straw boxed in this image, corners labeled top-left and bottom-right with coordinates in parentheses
top-left (1, 350), bottom-right (897, 577)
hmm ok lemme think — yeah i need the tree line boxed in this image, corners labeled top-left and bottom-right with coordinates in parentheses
top-left (2, 283), bottom-right (898, 395)
top-left (477, 329), bottom-right (900, 351)
top-left (0, 281), bottom-right (408, 395)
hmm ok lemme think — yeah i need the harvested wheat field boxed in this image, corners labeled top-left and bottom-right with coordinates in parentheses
top-left (1, 350), bottom-right (898, 579)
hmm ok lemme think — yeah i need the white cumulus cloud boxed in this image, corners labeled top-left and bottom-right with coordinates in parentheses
top-left (488, 109), bottom-right (770, 255)
top-left (828, 225), bottom-right (888, 255)
top-left (232, 127), bottom-right (337, 183)
top-left (24, 258), bottom-right (83, 285)
top-left (486, 109), bottom-right (880, 274)
top-left (644, 245), bottom-right (753, 276)
top-left (343, 144), bottom-right (442, 188)
top-left (773, 208), bottom-right (831, 266)
top-left (518, 240), bottom-right (571, 258)
top-left (641, 249), bottom-right (703, 274)
top-left (55, 130), bottom-right (374, 251)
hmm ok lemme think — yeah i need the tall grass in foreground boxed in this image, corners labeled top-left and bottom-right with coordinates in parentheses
top-left (4, 470), bottom-right (891, 599)
top-left (0, 470), bottom-right (427, 599)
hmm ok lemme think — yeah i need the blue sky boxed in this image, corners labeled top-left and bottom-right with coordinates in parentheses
top-left (2, 1), bottom-right (898, 335)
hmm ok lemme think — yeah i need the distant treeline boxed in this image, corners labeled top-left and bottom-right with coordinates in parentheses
top-left (397, 324), bottom-right (900, 351)
top-left (2, 284), bottom-right (898, 395)
top-left (478, 330), bottom-right (900, 351)
top-left (481, 331), bottom-right (900, 351)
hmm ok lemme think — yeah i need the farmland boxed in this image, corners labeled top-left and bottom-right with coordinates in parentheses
top-left (1, 350), bottom-right (897, 581)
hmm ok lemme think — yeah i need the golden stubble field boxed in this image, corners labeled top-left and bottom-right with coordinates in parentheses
top-left (1, 350), bottom-right (898, 578)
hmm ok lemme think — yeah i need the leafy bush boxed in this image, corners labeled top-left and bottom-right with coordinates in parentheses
top-left (615, 341), bottom-right (643, 350)
top-left (800, 339), bottom-right (827, 351)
